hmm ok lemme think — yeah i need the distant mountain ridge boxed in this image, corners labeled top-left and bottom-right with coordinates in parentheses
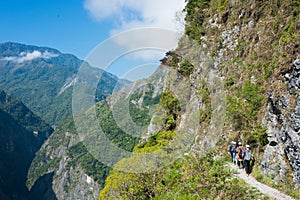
top-left (0, 42), bottom-right (127, 125)
top-left (0, 42), bottom-right (60, 58)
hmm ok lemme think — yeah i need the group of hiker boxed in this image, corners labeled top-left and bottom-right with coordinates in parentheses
top-left (229, 141), bottom-right (255, 177)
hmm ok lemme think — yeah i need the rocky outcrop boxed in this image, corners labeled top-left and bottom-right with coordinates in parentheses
top-left (53, 167), bottom-right (100, 200)
top-left (287, 59), bottom-right (300, 94)
top-left (27, 130), bottom-right (102, 200)
top-left (261, 59), bottom-right (300, 186)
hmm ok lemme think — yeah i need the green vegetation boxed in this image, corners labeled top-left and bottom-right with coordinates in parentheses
top-left (27, 120), bottom-right (112, 189)
top-left (226, 81), bottom-right (266, 147)
top-left (198, 79), bottom-right (212, 123)
top-left (96, 100), bottom-right (143, 151)
top-left (97, 0), bottom-right (300, 198)
top-left (129, 85), bottom-right (161, 127)
top-left (67, 142), bottom-right (111, 187)
top-left (62, 86), bottom-right (162, 186)
top-left (59, 115), bottom-right (77, 133)
top-left (161, 52), bottom-right (194, 77)
top-left (99, 80), bottom-right (268, 199)
top-left (98, 129), bottom-right (176, 200)
top-left (215, 0), bottom-right (230, 12)
top-left (160, 51), bottom-right (181, 68)
top-left (184, 0), bottom-right (211, 43)
top-left (0, 90), bottom-right (53, 139)
top-left (280, 18), bottom-right (296, 44)
top-left (0, 51), bottom-right (77, 125)
top-left (279, 1), bottom-right (300, 44)
top-left (178, 59), bottom-right (194, 77)
top-left (252, 166), bottom-right (300, 199)
top-left (28, 81), bottom-right (162, 194)
top-left (26, 128), bottom-right (67, 189)
top-left (141, 85), bottom-right (161, 106)
top-left (159, 91), bottom-right (180, 130)
top-left (23, 0), bottom-right (300, 198)
top-left (134, 131), bottom-right (176, 153)
top-left (160, 91), bottom-right (180, 116)
top-left (99, 90), bottom-right (181, 199)
top-left (0, 90), bottom-right (53, 199)
top-left (0, 43), bottom-right (123, 125)
top-left (99, 152), bottom-right (269, 200)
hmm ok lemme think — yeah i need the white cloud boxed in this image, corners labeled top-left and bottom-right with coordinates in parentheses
top-left (111, 28), bottom-right (181, 61)
top-left (43, 51), bottom-right (59, 59)
top-left (84, 0), bottom-right (186, 61)
top-left (1, 50), bottom-right (59, 63)
top-left (84, 0), bottom-right (186, 31)
top-left (84, 0), bottom-right (126, 20)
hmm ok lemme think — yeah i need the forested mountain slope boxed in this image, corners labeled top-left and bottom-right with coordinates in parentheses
top-left (0, 42), bottom-right (127, 125)
top-left (0, 90), bottom-right (54, 200)
top-left (27, 68), bottom-right (166, 199)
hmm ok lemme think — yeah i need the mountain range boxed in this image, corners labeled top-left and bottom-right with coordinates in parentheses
top-left (0, 0), bottom-right (300, 199)
top-left (0, 42), bottom-right (129, 199)
top-left (0, 42), bottom-right (127, 126)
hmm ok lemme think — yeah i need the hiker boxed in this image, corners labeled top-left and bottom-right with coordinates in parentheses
top-left (235, 142), bottom-right (244, 168)
top-left (228, 141), bottom-right (237, 165)
top-left (243, 144), bottom-right (253, 176)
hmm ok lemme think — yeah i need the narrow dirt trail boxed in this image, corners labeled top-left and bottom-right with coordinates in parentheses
top-left (230, 165), bottom-right (296, 200)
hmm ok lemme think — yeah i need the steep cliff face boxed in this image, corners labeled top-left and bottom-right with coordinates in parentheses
top-left (99, 0), bottom-right (300, 198)
top-left (27, 129), bottom-right (101, 200)
top-left (0, 90), bottom-right (53, 199)
top-left (26, 124), bottom-right (102, 200)
top-left (27, 69), bottom-right (165, 199)
top-left (262, 59), bottom-right (300, 187)
top-left (180, 0), bottom-right (300, 188)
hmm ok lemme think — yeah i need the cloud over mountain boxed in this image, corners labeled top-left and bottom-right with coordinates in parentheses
top-left (1, 50), bottom-right (59, 63)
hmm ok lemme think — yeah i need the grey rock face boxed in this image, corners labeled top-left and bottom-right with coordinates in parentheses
top-left (286, 59), bottom-right (300, 94)
top-left (27, 131), bottom-right (101, 200)
top-left (261, 94), bottom-right (290, 184)
top-left (53, 166), bottom-right (100, 200)
top-left (262, 59), bottom-right (300, 187)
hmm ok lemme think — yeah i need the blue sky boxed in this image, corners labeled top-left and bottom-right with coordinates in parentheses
top-left (0, 0), bottom-right (185, 80)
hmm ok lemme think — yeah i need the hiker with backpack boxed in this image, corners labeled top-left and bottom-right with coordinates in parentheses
top-left (243, 144), bottom-right (253, 177)
top-left (228, 141), bottom-right (237, 165)
top-left (236, 142), bottom-right (244, 168)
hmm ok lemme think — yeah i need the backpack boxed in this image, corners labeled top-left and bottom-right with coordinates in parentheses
top-left (230, 145), bottom-right (236, 153)
top-left (239, 149), bottom-right (244, 159)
